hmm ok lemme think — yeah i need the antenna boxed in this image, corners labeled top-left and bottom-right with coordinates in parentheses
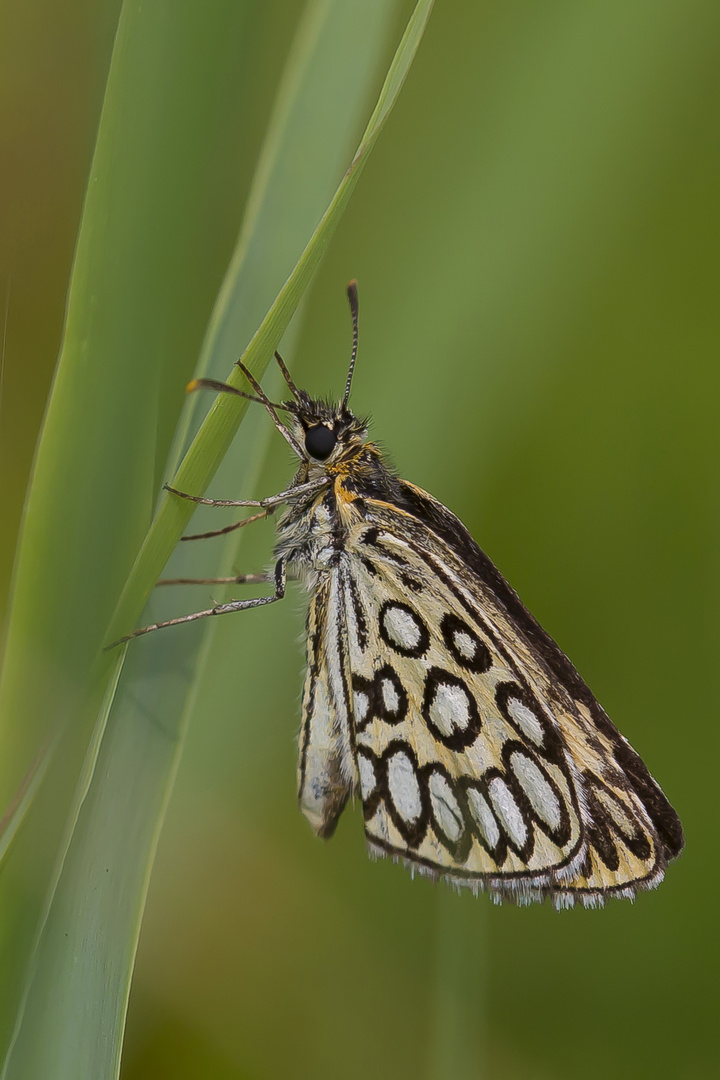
top-left (274, 350), bottom-right (302, 401)
top-left (187, 377), bottom-right (292, 413)
top-left (342, 279), bottom-right (359, 408)
top-left (187, 371), bottom-right (305, 460)
top-left (235, 360), bottom-right (307, 459)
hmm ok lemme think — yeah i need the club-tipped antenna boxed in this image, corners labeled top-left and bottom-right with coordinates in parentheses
top-left (274, 351), bottom-right (302, 402)
top-left (342, 279), bottom-right (359, 408)
top-left (235, 360), bottom-right (307, 460)
top-left (187, 377), bottom-right (292, 413)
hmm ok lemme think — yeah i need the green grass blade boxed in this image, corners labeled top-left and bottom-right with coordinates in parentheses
top-left (106, 0), bottom-right (435, 648)
top-left (0, 0), bottom-right (276, 1048)
top-left (0, 1), bottom-right (433, 1077)
top-left (0, 736), bottom-right (57, 867)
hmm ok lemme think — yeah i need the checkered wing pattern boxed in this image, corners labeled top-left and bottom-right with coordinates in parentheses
top-left (326, 483), bottom-right (682, 908)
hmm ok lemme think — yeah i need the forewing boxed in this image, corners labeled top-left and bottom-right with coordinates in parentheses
top-left (342, 486), bottom-right (682, 908)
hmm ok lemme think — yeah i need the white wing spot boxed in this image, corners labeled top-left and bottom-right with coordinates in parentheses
top-left (427, 681), bottom-right (471, 736)
top-left (467, 788), bottom-right (501, 848)
top-left (510, 751), bottom-right (562, 831)
top-left (387, 750), bottom-right (422, 824)
top-left (381, 605), bottom-right (423, 651)
top-left (381, 678), bottom-right (400, 714)
top-left (428, 771), bottom-right (463, 841)
top-left (453, 630), bottom-right (476, 661)
top-left (358, 755), bottom-right (376, 799)
top-left (488, 776), bottom-right (528, 849)
top-left (354, 691), bottom-right (370, 724)
top-left (507, 697), bottom-right (545, 746)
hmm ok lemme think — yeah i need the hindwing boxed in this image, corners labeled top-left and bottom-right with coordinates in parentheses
top-left (335, 479), bottom-right (683, 908)
top-left (297, 575), bottom-right (355, 839)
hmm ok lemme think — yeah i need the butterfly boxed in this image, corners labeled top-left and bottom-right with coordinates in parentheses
top-left (118, 281), bottom-right (684, 908)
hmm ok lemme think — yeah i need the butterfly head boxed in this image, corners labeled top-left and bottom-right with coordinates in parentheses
top-left (290, 395), bottom-right (368, 469)
top-left (190, 282), bottom-right (372, 472)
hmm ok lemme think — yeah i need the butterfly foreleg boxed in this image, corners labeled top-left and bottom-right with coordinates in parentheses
top-left (170, 478), bottom-right (329, 542)
top-left (164, 477), bottom-right (329, 510)
top-left (108, 559), bottom-right (287, 647)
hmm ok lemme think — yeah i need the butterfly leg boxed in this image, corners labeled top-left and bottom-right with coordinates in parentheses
top-left (180, 508), bottom-right (271, 543)
top-left (164, 476), bottom-right (328, 509)
top-left (156, 572), bottom-right (271, 587)
top-left (108, 559), bottom-right (286, 647)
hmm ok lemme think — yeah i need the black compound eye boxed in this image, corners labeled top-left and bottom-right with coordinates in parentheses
top-left (305, 424), bottom-right (337, 460)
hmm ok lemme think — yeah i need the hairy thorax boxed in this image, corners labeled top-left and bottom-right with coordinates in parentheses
top-left (273, 447), bottom-right (385, 591)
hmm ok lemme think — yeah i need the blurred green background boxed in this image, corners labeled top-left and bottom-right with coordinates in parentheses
top-left (1, 1), bottom-right (717, 1077)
